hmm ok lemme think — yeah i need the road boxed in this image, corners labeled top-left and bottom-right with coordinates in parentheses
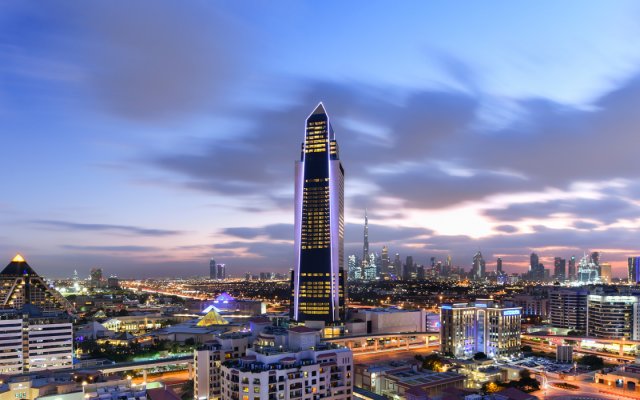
top-left (353, 346), bottom-right (437, 363)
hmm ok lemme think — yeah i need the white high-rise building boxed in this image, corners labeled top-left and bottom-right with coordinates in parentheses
top-left (440, 300), bottom-right (521, 359)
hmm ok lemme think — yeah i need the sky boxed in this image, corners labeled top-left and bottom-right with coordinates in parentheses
top-left (2, 1), bottom-right (640, 278)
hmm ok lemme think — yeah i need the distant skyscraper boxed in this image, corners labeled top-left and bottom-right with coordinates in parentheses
top-left (554, 257), bottom-right (566, 280)
top-left (393, 253), bottom-right (401, 279)
top-left (404, 256), bottom-right (414, 280)
top-left (471, 251), bottom-right (485, 280)
top-left (362, 209), bottom-right (369, 269)
top-left (217, 263), bottom-right (226, 280)
top-left (381, 246), bottom-right (390, 276)
top-left (629, 257), bottom-right (640, 284)
top-left (599, 262), bottom-right (612, 284)
top-left (568, 256), bottom-right (576, 281)
top-left (209, 259), bottom-right (216, 279)
top-left (496, 257), bottom-right (503, 274)
top-left (347, 255), bottom-right (361, 281)
top-left (292, 103), bottom-right (346, 324)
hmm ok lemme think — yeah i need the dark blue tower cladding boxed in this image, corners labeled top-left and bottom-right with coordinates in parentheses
top-left (629, 257), bottom-right (640, 283)
top-left (292, 103), bottom-right (345, 324)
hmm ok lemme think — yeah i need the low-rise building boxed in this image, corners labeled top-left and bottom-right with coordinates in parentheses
top-left (350, 308), bottom-right (426, 334)
top-left (354, 362), bottom-right (465, 399)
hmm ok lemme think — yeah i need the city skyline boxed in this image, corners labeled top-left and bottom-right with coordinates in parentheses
top-left (3, 2), bottom-right (640, 277)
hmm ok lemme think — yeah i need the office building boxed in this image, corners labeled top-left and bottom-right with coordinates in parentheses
top-left (529, 253), bottom-right (545, 281)
top-left (440, 300), bottom-right (521, 359)
top-left (292, 103), bottom-right (346, 324)
top-left (347, 255), bottom-right (361, 281)
top-left (578, 253), bottom-right (600, 283)
top-left (107, 276), bottom-right (120, 289)
top-left (89, 268), bottom-right (103, 287)
top-left (362, 210), bottom-right (369, 271)
top-left (470, 251), bottom-right (485, 280)
top-left (381, 246), bottom-right (389, 277)
top-left (553, 257), bottom-right (566, 280)
top-left (508, 293), bottom-right (549, 318)
top-left (549, 287), bottom-right (588, 331)
top-left (403, 256), bottom-right (415, 280)
top-left (568, 256), bottom-right (576, 281)
top-left (587, 294), bottom-right (640, 339)
top-left (496, 257), bottom-right (503, 274)
top-left (600, 262), bottom-right (612, 284)
top-left (210, 259), bottom-right (217, 280)
top-left (629, 257), bottom-right (640, 284)
top-left (210, 260), bottom-right (226, 280)
top-left (393, 254), bottom-right (401, 280)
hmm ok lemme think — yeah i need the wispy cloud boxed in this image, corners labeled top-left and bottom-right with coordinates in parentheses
top-left (62, 244), bottom-right (158, 252)
top-left (32, 220), bottom-right (183, 237)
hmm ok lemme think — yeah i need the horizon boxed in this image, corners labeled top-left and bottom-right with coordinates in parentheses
top-left (2, 1), bottom-right (640, 278)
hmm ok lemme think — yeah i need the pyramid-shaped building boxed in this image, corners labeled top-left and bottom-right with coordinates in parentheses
top-left (0, 254), bottom-right (75, 314)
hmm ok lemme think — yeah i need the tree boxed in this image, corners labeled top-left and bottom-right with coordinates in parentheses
top-left (506, 369), bottom-right (540, 393)
top-left (521, 345), bottom-right (533, 353)
top-left (482, 381), bottom-right (501, 394)
top-left (421, 353), bottom-right (444, 372)
top-left (473, 352), bottom-right (488, 360)
top-left (578, 355), bottom-right (604, 369)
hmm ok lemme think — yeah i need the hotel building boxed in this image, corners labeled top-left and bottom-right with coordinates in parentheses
top-left (292, 103), bottom-right (346, 324)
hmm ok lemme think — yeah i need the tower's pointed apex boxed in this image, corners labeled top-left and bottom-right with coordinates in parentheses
top-left (12, 254), bottom-right (25, 263)
top-left (311, 102), bottom-right (326, 116)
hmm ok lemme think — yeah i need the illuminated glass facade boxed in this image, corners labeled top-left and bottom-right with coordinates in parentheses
top-left (292, 103), bottom-right (346, 323)
top-left (440, 300), bottom-right (521, 359)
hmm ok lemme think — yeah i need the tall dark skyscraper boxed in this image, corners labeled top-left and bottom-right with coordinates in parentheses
top-left (403, 256), bottom-right (414, 280)
top-left (209, 258), bottom-right (216, 279)
top-left (496, 257), bottom-right (503, 274)
top-left (292, 103), bottom-right (346, 324)
top-left (554, 257), bottom-right (566, 280)
top-left (629, 257), bottom-right (640, 283)
top-left (529, 252), bottom-right (544, 280)
top-left (568, 256), bottom-right (576, 281)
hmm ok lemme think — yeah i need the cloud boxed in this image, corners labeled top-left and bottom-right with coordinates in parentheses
top-left (495, 225), bottom-right (519, 233)
top-left (62, 245), bottom-right (158, 252)
top-left (484, 196), bottom-right (640, 225)
top-left (32, 220), bottom-right (183, 237)
top-left (2, 1), bottom-right (246, 121)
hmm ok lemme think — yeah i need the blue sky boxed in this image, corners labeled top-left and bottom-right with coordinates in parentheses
top-left (2, 1), bottom-right (640, 278)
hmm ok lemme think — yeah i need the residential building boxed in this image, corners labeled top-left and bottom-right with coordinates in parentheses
top-left (218, 329), bottom-right (352, 400)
